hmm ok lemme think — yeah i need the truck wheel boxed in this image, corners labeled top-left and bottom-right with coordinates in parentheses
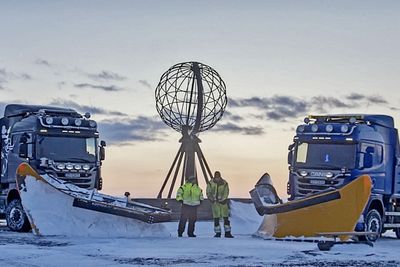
top-left (5, 199), bottom-right (31, 232)
top-left (363, 209), bottom-right (382, 242)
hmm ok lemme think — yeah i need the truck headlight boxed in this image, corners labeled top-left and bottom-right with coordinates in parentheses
top-left (74, 164), bottom-right (82, 170)
top-left (83, 164), bottom-right (91, 171)
top-left (341, 125), bottom-right (349, 133)
top-left (300, 170), bottom-right (308, 177)
top-left (61, 117), bottom-right (69, 125)
top-left (326, 172), bottom-right (334, 178)
top-left (66, 164), bottom-right (74, 170)
top-left (45, 117), bottom-right (54, 124)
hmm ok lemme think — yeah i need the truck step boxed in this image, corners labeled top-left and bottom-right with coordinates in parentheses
top-left (384, 212), bottom-right (400, 216)
top-left (383, 223), bottom-right (400, 228)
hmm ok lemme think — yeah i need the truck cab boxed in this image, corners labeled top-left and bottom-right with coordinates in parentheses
top-left (0, 104), bottom-right (106, 231)
top-left (287, 114), bottom-right (400, 240)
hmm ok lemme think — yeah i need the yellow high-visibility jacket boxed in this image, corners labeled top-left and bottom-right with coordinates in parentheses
top-left (206, 178), bottom-right (230, 218)
top-left (176, 182), bottom-right (204, 206)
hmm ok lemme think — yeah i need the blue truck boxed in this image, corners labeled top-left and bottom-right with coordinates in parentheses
top-left (287, 114), bottom-right (400, 240)
top-left (0, 104), bottom-right (106, 231)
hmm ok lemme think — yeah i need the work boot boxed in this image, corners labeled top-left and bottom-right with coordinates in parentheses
top-left (178, 233), bottom-right (183, 237)
top-left (214, 233), bottom-right (221, 238)
top-left (225, 232), bottom-right (234, 238)
top-left (188, 233), bottom-right (196, 237)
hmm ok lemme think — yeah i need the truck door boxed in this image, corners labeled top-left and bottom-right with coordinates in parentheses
top-left (6, 134), bottom-right (31, 184)
top-left (394, 135), bottom-right (400, 196)
top-left (359, 142), bottom-right (386, 194)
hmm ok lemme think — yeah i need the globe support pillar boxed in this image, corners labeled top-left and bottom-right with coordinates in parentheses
top-left (157, 134), bottom-right (213, 198)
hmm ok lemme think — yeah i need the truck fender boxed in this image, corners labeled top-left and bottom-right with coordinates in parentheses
top-left (7, 189), bottom-right (20, 205)
top-left (364, 195), bottom-right (384, 219)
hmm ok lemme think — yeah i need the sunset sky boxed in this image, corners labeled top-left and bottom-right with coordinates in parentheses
top-left (1, 1), bottom-right (399, 198)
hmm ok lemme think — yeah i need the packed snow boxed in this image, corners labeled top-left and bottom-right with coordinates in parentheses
top-left (19, 174), bottom-right (168, 237)
top-left (1, 201), bottom-right (400, 266)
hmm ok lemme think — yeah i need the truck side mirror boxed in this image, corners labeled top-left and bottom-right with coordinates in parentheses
top-left (287, 143), bottom-right (295, 164)
top-left (99, 140), bottom-right (106, 161)
top-left (19, 135), bottom-right (28, 158)
top-left (288, 151), bottom-right (293, 165)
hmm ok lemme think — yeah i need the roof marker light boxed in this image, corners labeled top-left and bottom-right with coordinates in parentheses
top-left (89, 120), bottom-right (97, 128)
top-left (61, 117), bottom-right (69, 125)
top-left (75, 119), bottom-right (82, 126)
top-left (311, 124), bottom-right (318, 132)
top-left (325, 124), bottom-right (333, 133)
top-left (341, 125), bottom-right (349, 133)
top-left (45, 117), bottom-right (53, 124)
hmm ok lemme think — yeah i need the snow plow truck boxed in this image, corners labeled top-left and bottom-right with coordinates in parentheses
top-left (0, 104), bottom-right (107, 231)
top-left (285, 114), bottom-right (400, 240)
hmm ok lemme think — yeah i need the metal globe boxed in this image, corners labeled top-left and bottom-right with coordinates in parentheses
top-left (155, 62), bottom-right (227, 134)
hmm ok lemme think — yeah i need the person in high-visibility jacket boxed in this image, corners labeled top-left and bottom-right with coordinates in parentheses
top-left (206, 171), bottom-right (234, 238)
top-left (176, 176), bottom-right (204, 237)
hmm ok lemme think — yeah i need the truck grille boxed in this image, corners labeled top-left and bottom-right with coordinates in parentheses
top-left (54, 172), bottom-right (95, 189)
top-left (295, 177), bottom-right (345, 197)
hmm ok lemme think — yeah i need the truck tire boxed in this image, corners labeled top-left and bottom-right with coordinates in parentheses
top-left (363, 209), bottom-right (382, 242)
top-left (5, 199), bottom-right (31, 232)
top-left (395, 228), bottom-right (400, 239)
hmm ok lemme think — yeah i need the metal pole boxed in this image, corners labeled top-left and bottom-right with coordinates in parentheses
top-left (167, 151), bottom-right (185, 198)
top-left (157, 144), bottom-right (183, 198)
top-left (195, 142), bottom-right (213, 179)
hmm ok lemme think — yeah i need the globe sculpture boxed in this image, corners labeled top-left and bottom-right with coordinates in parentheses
top-left (155, 62), bottom-right (227, 198)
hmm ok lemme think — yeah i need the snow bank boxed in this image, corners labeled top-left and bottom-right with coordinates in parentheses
top-left (229, 200), bottom-right (264, 235)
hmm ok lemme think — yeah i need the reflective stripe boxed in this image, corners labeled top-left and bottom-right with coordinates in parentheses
top-left (224, 224), bottom-right (231, 232)
top-left (214, 225), bottom-right (221, 233)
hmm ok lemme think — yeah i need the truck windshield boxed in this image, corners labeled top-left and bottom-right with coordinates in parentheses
top-left (37, 136), bottom-right (97, 162)
top-left (295, 142), bottom-right (356, 169)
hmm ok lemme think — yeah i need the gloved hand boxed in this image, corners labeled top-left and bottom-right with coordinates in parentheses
top-left (219, 199), bottom-right (228, 205)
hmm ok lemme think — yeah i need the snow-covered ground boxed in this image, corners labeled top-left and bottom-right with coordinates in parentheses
top-left (1, 202), bottom-right (400, 266)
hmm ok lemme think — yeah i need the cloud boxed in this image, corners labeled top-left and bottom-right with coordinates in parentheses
top-left (366, 95), bottom-right (388, 104)
top-left (138, 80), bottom-right (152, 89)
top-left (34, 58), bottom-right (51, 67)
top-left (74, 83), bottom-right (123, 92)
top-left (223, 111), bottom-right (244, 122)
top-left (98, 116), bottom-right (167, 145)
top-left (346, 93), bottom-right (365, 101)
top-left (213, 122), bottom-right (264, 135)
top-left (49, 99), bottom-right (128, 116)
top-left (0, 68), bottom-right (32, 90)
top-left (87, 71), bottom-right (126, 81)
top-left (229, 93), bottom-right (390, 121)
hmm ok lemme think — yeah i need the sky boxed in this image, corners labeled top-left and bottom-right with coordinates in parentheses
top-left (1, 1), bottom-right (399, 198)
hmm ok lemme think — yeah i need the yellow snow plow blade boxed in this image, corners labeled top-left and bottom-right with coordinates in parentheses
top-left (257, 175), bottom-right (372, 240)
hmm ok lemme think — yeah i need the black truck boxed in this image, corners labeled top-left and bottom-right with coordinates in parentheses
top-left (0, 104), bottom-right (106, 231)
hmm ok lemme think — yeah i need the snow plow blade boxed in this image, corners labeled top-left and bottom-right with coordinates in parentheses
top-left (16, 163), bottom-right (171, 236)
top-left (251, 174), bottom-right (372, 239)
